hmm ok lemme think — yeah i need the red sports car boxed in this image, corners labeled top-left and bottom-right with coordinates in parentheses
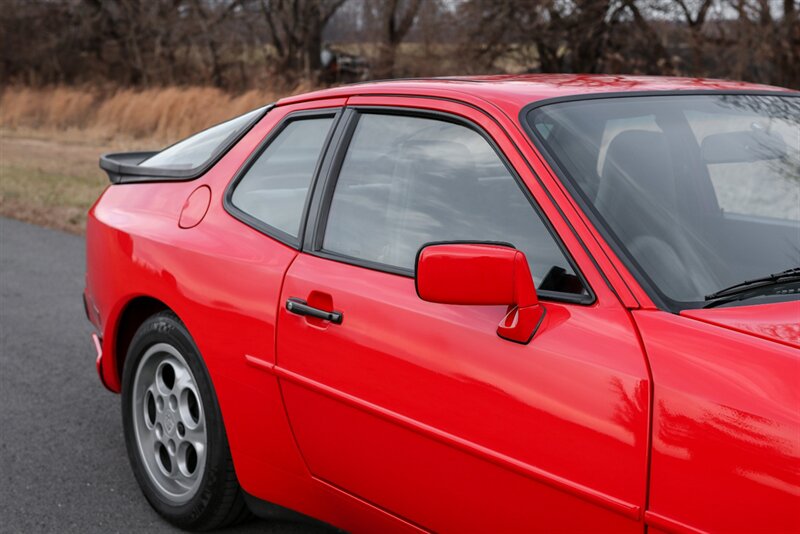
top-left (85, 75), bottom-right (800, 533)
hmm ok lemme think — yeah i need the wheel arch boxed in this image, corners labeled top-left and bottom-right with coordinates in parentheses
top-left (107, 296), bottom-right (172, 393)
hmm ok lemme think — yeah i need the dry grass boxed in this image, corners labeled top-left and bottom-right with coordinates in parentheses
top-left (0, 84), bottom-right (311, 234)
top-left (0, 85), bottom-right (299, 143)
top-left (0, 132), bottom-right (121, 234)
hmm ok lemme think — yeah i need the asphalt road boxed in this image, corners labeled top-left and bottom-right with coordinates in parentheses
top-left (0, 217), bottom-right (328, 534)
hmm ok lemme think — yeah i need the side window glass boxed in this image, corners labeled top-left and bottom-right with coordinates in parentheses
top-left (322, 113), bottom-right (586, 296)
top-left (231, 117), bottom-right (334, 239)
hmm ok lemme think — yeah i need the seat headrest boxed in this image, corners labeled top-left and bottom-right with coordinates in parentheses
top-left (601, 130), bottom-right (676, 207)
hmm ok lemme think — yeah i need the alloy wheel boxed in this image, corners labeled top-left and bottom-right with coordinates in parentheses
top-left (131, 342), bottom-right (207, 504)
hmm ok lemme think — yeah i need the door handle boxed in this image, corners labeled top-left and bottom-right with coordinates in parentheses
top-left (285, 298), bottom-right (343, 324)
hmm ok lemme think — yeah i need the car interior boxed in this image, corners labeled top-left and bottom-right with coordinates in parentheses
top-left (322, 116), bottom-right (585, 294)
top-left (233, 112), bottom-right (586, 295)
top-left (529, 96), bottom-right (800, 304)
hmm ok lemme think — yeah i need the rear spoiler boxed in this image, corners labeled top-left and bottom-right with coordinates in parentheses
top-left (99, 104), bottom-right (273, 184)
top-left (99, 151), bottom-right (181, 184)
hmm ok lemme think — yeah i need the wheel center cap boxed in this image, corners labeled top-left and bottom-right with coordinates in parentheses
top-left (165, 413), bottom-right (175, 434)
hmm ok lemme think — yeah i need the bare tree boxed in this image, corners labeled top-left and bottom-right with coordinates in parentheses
top-left (370, 0), bottom-right (423, 78)
top-left (190, 0), bottom-right (243, 88)
top-left (0, 0), bottom-right (797, 89)
top-left (254, 0), bottom-right (349, 81)
top-left (777, 0), bottom-right (800, 87)
top-left (660, 0), bottom-right (716, 74)
top-left (458, 0), bottom-right (627, 74)
top-left (620, 0), bottom-right (676, 73)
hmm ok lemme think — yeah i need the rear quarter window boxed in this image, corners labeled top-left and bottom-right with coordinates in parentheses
top-left (140, 107), bottom-right (267, 171)
top-left (229, 116), bottom-right (335, 241)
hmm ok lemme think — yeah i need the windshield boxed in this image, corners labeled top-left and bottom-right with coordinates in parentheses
top-left (526, 93), bottom-right (800, 309)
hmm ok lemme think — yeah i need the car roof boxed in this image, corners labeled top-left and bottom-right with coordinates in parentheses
top-left (277, 74), bottom-right (795, 114)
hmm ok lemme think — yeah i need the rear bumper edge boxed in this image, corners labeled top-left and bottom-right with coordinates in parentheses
top-left (92, 333), bottom-right (113, 392)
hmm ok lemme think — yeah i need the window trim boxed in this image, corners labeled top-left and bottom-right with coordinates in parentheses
top-left (223, 108), bottom-right (343, 249)
top-left (520, 89), bottom-right (800, 313)
top-left (305, 105), bottom-right (595, 306)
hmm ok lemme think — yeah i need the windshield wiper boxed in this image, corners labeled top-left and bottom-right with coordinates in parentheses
top-left (704, 268), bottom-right (800, 304)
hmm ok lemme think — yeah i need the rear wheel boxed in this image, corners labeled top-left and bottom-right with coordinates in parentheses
top-left (121, 311), bottom-right (250, 530)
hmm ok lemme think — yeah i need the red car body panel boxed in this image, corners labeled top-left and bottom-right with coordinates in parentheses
top-left (85, 75), bottom-right (800, 533)
top-left (277, 253), bottom-right (649, 532)
top-left (682, 301), bottom-right (800, 348)
top-left (635, 309), bottom-right (799, 534)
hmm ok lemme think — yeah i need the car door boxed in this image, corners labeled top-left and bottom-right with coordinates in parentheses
top-left (205, 101), bottom-right (345, 499)
top-left (276, 100), bottom-right (651, 532)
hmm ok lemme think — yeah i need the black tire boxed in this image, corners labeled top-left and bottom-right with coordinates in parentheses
top-left (121, 311), bottom-right (251, 530)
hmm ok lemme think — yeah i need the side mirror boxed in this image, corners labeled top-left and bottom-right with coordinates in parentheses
top-left (415, 243), bottom-right (545, 344)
